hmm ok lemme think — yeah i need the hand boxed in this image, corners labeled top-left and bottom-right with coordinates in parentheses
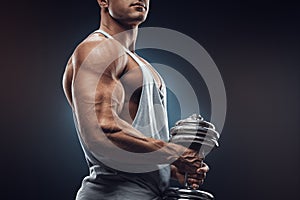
top-left (171, 162), bottom-right (209, 189)
top-left (172, 148), bottom-right (203, 174)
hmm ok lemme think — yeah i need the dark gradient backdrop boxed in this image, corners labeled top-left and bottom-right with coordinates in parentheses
top-left (1, 0), bottom-right (299, 199)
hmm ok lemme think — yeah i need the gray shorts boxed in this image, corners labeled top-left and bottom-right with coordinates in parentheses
top-left (76, 165), bottom-right (170, 200)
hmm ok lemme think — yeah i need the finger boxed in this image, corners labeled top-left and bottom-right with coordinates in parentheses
top-left (201, 162), bottom-right (209, 170)
top-left (183, 166), bottom-right (200, 175)
top-left (190, 180), bottom-right (204, 189)
top-left (188, 160), bottom-right (203, 173)
top-left (192, 159), bottom-right (203, 167)
top-left (188, 178), bottom-right (198, 185)
top-left (197, 163), bottom-right (209, 174)
top-left (192, 184), bottom-right (199, 190)
top-left (188, 178), bottom-right (204, 186)
top-left (188, 173), bottom-right (206, 180)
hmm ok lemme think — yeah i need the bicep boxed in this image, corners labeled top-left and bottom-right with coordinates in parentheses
top-left (72, 40), bottom-right (127, 140)
top-left (94, 71), bottom-right (125, 127)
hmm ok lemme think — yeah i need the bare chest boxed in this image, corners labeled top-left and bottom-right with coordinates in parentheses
top-left (120, 54), bottom-right (162, 101)
top-left (118, 54), bottom-right (163, 122)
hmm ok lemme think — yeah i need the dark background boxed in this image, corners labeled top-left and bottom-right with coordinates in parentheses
top-left (1, 0), bottom-right (299, 199)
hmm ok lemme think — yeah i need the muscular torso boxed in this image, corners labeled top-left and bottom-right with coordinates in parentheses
top-left (62, 33), bottom-right (204, 180)
top-left (63, 34), bottom-right (162, 124)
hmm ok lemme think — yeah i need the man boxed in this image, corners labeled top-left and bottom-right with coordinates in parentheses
top-left (62, 0), bottom-right (209, 199)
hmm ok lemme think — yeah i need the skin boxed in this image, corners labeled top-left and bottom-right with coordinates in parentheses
top-left (62, 0), bottom-right (208, 189)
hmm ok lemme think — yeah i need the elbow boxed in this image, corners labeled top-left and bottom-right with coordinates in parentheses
top-left (81, 123), bottom-right (123, 159)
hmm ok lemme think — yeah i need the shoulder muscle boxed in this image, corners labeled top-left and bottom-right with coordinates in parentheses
top-left (73, 35), bottom-right (127, 78)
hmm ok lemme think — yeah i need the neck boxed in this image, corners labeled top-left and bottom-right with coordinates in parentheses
top-left (99, 13), bottom-right (139, 52)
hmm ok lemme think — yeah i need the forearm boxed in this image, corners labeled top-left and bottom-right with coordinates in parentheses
top-left (75, 113), bottom-right (202, 174)
top-left (87, 125), bottom-right (186, 165)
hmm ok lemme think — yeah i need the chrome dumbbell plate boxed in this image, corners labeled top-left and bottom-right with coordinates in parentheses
top-left (164, 188), bottom-right (214, 200)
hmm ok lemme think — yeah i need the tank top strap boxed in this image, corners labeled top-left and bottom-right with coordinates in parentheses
top-left (94, 29), bottom-right (146, 68)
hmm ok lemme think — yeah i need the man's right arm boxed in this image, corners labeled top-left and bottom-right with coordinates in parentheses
top-left (71, 37), bottom-right (202, 174)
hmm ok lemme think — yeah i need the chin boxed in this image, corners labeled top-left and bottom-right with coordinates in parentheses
top-left (125, 15), bottom-right (147, 27)
top-left (132, 11), bottom-right (147, 20)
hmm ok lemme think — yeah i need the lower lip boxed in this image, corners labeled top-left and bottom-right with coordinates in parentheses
top-left (132, 5), bottom-right (146, 10)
